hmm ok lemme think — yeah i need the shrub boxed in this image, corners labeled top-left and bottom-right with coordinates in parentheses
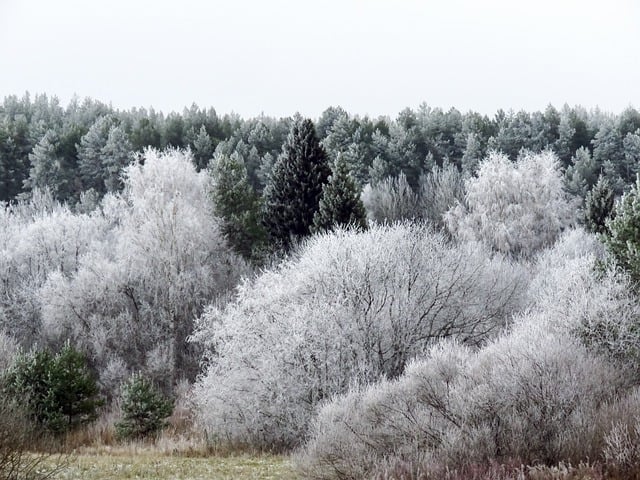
top-left (192, 223), bottom-right (525, 449)
top-left (0, 394), bottom-right (62, 480)
top-left (295, 316), bottom-right (624, 480)
top-left (5, 343), bottom-right (102, 434)
top-left (115, 374), bottom-right (173, 440)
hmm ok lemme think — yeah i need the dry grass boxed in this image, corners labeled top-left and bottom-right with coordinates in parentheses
top-left (45, 451), bottom-right (297, 480)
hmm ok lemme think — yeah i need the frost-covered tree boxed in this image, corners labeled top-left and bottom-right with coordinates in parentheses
top-left (191, 125), bottom-right (214, 170)
top-left (262, 118), bottom-right (331, 249)
top-left (312, 156), bottom-right (367, 233)
top-left (446, 151), bottom-right (575, 257)
top-left (101, 125), bottom-right (133, 192)
top-left (360, 172), bottom-right (419, 223)
top-left (418, 163), bottom-right (466, 229)
top-left (565, 146), bottom-right (600, 199)
top-left (40, 149), bottom-right (245, 393)
top-left (460, 132), bottom-right (483, 174)
top-left (191, 223), bottom-right (525, 448)
top-left (25, 130), bottom-right (66, 199)
top-left (76, 116), bottom-right (114, 194)
top-left (0, 190), bottom-right (107, 346)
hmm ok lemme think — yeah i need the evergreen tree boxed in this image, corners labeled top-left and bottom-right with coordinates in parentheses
top-left (564, 146), bottom-right (599, 198)
top-left (101, 125), bottom-right (133, 192)
top-left (25, 130), bottom-right (66, 199)
top-left (312, 156), bottom-right (367, 233)
top-left (6, 343), bottom-right (102, 434)
top-left (461, 132), bottom-right (483, 175)
top-left (191, 125), bottom-right (214, 170)
top-left (115, 374), bottom-right (173, 440)
top-left (262, 118), bottom-right (330, 249)
top-left (211, 152), bottom-right (266, 261)
top-left (77, 116), bottom-right (113, 194)
top-left (583, 175), bottom-right (615, 235)
top-left (604, 176), bottom-right (640, 285)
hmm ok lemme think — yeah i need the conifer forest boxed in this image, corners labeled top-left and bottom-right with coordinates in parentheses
top-left (3, 93), bottom-right (640, 478)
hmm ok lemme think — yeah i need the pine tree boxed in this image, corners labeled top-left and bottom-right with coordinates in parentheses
top-left (211, 152), bottom-right (266, 261)
top-left (583, 175), bottom-right (615, 235)
top-left (312, 156), bottom-right (367, 233)
top-left (101, 125), bottom-right (133, 192)
top-left (26, 129), bottom-right (66, 199)
top-left (262, 118), bottom-right (330, 249)
top-left (191, 125), bottom-right (214, 170)
top-left (77, 116), bottom-right (113, 194)
top-left (604, 176), bottom-right (640, 285)
top-left (115, 374), bottom-right (173, 440)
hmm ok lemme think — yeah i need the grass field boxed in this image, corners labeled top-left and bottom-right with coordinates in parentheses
top-left (47, 452), bottom-right (298, 480)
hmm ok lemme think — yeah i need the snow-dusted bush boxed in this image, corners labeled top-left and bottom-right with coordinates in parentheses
top-left (192, 223), bottom-right (525, 448)
top-left (418, 163), bottom-right (466, 229)
top-left (296, 315), bottom-right (624, 479)
top-left (361, 173), bottom-right (419, 223)
top-left (524, 228), bottom-right (640, 376)
top-left (40, 149), bottom-right (245, 392)
top-left (445, 151), bottom-right (576, 257)
top-left (0, 331), bottom-right (19, 372)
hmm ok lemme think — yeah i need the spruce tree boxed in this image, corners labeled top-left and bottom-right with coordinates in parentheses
top-left (262, 118), bottom-right (330, 249)
top-left (312, 156), bottom-right (367, 233)
top-left (583, 175), bottom-right (615, 235)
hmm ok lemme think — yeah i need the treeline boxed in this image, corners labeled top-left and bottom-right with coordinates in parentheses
top-left (3, 93), bottom-right (640, 207)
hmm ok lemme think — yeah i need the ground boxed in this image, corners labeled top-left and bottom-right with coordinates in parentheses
top-left (47, 452), bottom-right (298, 480)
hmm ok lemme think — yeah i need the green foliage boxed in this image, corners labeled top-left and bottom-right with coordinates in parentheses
top-left (604, 176), bottom-right (640, 285)
top-left (583, 175), bottom-right (615, 235)
top-left (5, 343), bottom-right (102, 434)
top-left (115, 374), bottom-right (173, 440)
top-left (262, 117), bottom-right (330, 249)
top-left (210, 152), bottom-right (266, 261)
top-left (312, 156), bottom-right (367, 233)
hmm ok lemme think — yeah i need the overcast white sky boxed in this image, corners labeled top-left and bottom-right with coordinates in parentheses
top-left (1, 0), bottom-right (638, 119)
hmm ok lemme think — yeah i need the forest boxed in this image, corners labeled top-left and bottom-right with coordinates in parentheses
top-left (2, 92), bottom-right (640, 479)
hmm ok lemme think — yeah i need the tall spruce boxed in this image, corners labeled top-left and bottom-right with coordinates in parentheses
top-left (262, 117), bottom-right (330, 249)
top-left (583, 175), bottom-right (615, 235)
top-left (312, 156), bottom-right (367, 233)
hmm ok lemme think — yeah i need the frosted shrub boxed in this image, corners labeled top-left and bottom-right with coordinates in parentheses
top-left (418, 163), bottom-right (466, 229)
top-left (361, 173), bottom-right (419, 223)
top-left (192, 223), bottom-right (525, 448)
top-left (0, 331), bottom-right (18, 372)
top-left (296, 340), bottom-right (471, 479)
top-left (445, 151), bottom-right (576, 257)
top-left (296, 314), bottom-right (624, 480)
top-left (526, 229), bottom-right (640, 376)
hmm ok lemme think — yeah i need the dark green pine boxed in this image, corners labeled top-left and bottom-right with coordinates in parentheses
top-left (262, 117), bottom-right (331, 249)
top-left (312, 156), bottom-right (368, 233)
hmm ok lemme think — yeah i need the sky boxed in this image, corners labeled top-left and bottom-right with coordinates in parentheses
top-left (1, 0), bottom-right (639, 119)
